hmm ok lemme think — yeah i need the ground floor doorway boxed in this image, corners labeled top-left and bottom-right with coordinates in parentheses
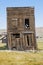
top-left (9, 33), bottom-right (34, 50)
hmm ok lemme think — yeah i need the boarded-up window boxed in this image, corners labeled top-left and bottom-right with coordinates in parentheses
top-left (11, 18), bottom-right (18, 27)
top-left (12, 33), bottom-right (20, 38)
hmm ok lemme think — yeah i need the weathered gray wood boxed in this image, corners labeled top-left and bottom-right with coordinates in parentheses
top-left (9, 33), bottom-right (12, 50)
top-left (16, 38), bottom-right (20, 50)
top-left (32, 34), bottom-right (34, 47)
top-left (7, 7), bottom-right (37, 50)
top-left (22, 35), bottom-right (25, 47)
top-left (25, 35), bottom-right (28, 47)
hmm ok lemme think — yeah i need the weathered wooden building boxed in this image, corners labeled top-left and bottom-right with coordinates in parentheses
top-left (7, 7), bottom-right (37, 50)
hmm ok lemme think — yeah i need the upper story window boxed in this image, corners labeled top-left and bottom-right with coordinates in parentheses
top-left (25, 19), bottom-right (29, 28)
top-left (11, 18), bottom-right (18, 28)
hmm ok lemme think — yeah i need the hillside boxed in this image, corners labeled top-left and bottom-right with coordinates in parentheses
top-left (36, 27), bottom-right (43, 37)
top-left (0, 27), bottom-right (43, 40)
top-left (36, 27), bottom-right (43, 42)
top-left (0, 29), bottom-right (7, 34)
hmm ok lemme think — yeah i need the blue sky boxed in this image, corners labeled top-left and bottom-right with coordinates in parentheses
top-left (0, 0), bottom-right (43, 29)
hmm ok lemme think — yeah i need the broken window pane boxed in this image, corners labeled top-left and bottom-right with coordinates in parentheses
top-left (25, 19), bottom-right (29, 28)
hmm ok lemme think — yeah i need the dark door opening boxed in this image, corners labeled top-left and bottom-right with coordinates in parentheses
top-left (27, 35), bottom-right (29, 46)
top-left (11, 33), bottom-right (20, 50)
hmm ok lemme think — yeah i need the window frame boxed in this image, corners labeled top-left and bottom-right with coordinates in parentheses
top-left (25, 18), bottom-right (30, 28)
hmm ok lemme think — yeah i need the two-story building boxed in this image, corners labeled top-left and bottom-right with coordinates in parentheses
top-left (7, 7), bottom-right (37, 50)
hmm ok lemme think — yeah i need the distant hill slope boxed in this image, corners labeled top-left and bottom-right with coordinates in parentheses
top-left (36, 27), bottom-right (43, 42)
top-left (36, 27), bottom-right (43, 37)
top-left (0, 28), bottom-right (43, 42)
top-left (0, 27), bottom-right (43, 37)
top-left (0, 29), bottom-right (7, 34)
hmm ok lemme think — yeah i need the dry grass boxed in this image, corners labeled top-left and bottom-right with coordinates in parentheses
top-left (37, 42), bottom-right (43, 50)
top-left (0, 42), bottom-right (43, 65)
top-left (0, 51), bottom-right (43, 65)
top-left (0, 43), bottom-right (7, 50)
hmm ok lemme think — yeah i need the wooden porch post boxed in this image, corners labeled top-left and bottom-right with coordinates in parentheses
top-left (16, 38), bottom-right (20, 50)
top-left (25, 35), bottom-right (28, 47)
top-left (23, 35), bottom-right (25, 47)
top-left (9, 33), bottom-right (12, 50)
top-left (7, 33), bottom-right (10, 49)
top-left (32, 33), bottom-right (34, 49)
top-left (20, 38), bottom-right (23, 50)
top-left (28, 34), bottom-right (31, 46)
